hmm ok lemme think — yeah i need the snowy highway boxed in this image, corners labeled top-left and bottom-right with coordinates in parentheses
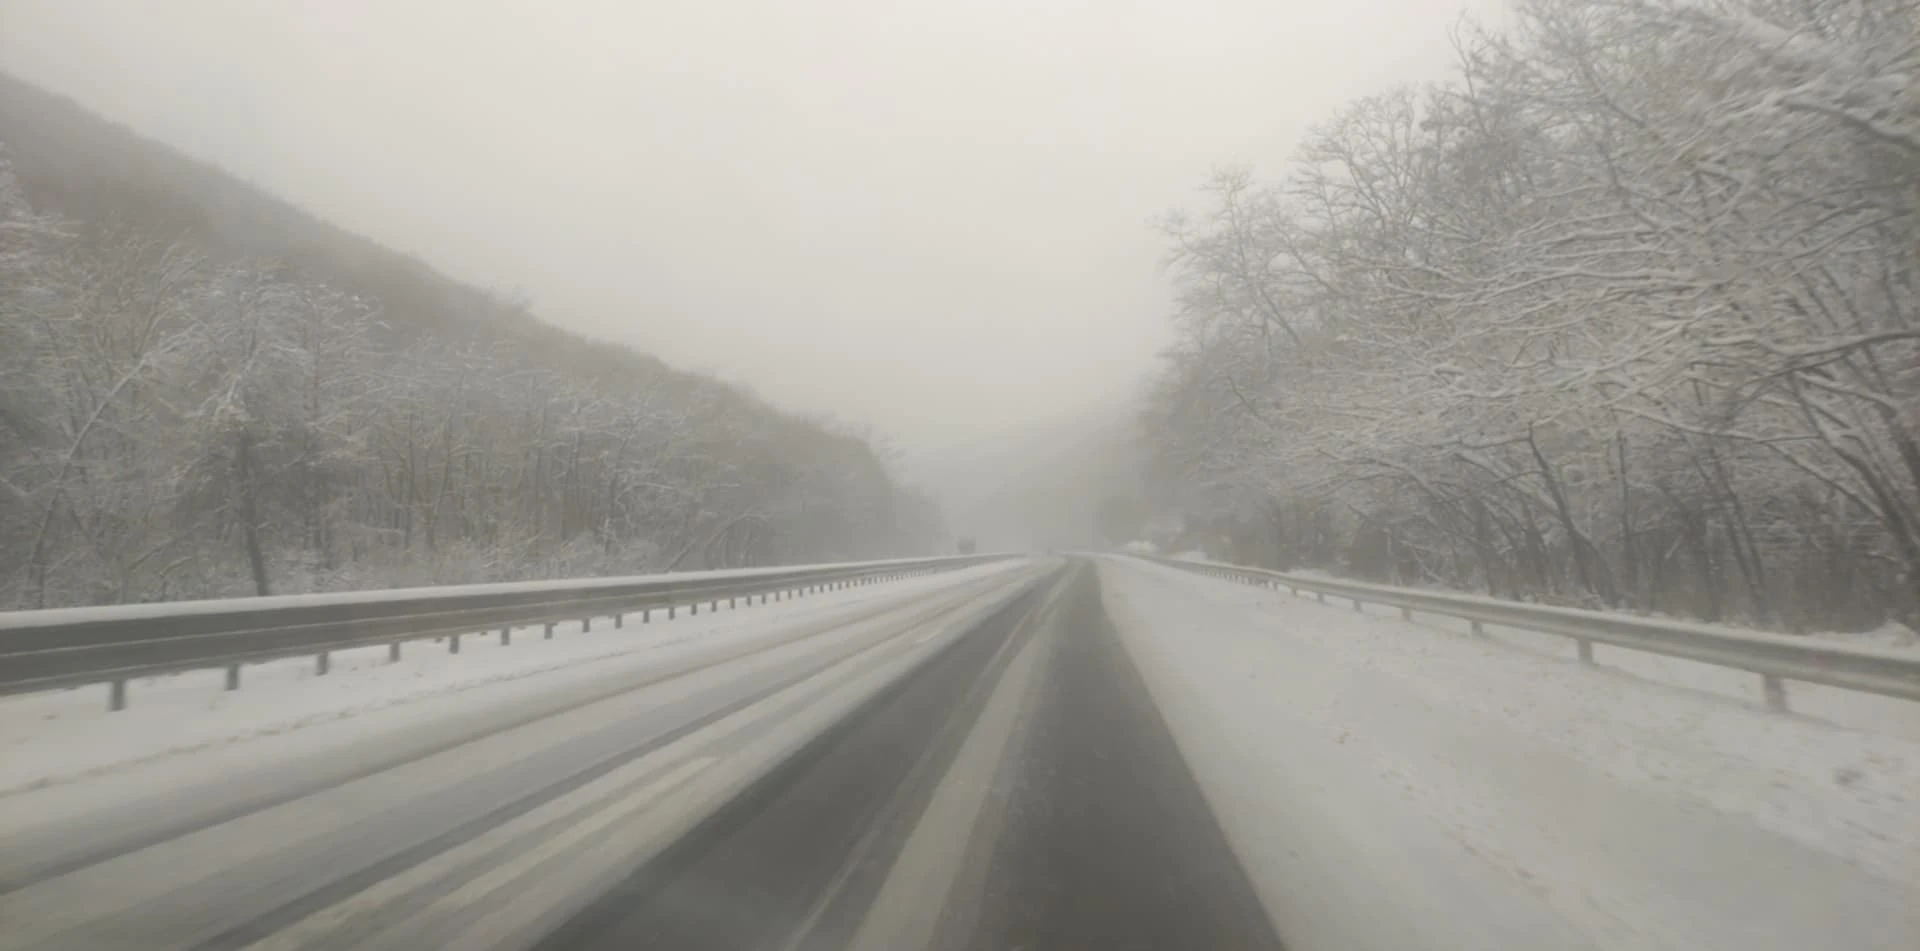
top-left (1, 557), bottom-right (1916, 949)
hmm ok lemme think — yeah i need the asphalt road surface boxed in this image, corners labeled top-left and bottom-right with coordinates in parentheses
top-left (0, 559), bottom-right (1282, 950)
top-left (537, 561), bottom-right (1281, 951)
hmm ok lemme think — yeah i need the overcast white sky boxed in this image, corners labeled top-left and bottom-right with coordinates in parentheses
top-left (1, 0), bottom-right (1492, 451)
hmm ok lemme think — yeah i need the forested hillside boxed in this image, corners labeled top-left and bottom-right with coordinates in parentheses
top-left (0, 74), bottom-right (942, 609)
top-left (1139, 0), bottom-right (1919, 632)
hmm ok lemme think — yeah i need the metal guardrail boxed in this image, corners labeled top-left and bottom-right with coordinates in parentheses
top-left (0, 554), bottom-right (1013, 709)
top-left (1144, 555), bottom-right (1920, 711)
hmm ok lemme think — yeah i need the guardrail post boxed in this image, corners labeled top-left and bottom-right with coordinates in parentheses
top-left (1763, 675), bottom-right (1789, 712)
top-left (1577, 639), bottom-right (1594, 664)
top-left (691, 601), bottom-right (699, 615)
top-left (390, 642), bottom-right (402, 661)
top-left (109, 678), bottom-right (127, 711)
top-left (226, 663), bottom-right (241, 690)
top-left (544, 623), bottom-right (556, 639)
top-left (450, 633), bottom-right (461, 654)
top-left (668, 605), bottom-right (677, 618)
top-left (710, 599), bottom-right (718, 612)
top-left (1353, 598), bottom-right (1363, 612)
top-left (614, 613), bottom-right (623, 629)
top-left (730, 596), bottom-right (737, 608)
top-left (500, 626), bottom-right (511, 645)
top-left (316, 651), bottom-right (331, 675)
top-left (643, 608), bottom-right (652, 623)
top-left (583, 617), bottom-right (593, 632)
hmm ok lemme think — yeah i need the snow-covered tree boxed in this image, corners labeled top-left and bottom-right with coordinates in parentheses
top-left (1141, 0), bottom-right (1920, 630)
top-left (0, 132), bottom-right (945, 608)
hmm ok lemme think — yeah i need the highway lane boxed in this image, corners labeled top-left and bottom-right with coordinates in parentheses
top-left (0, 570), bottom-right (1014, 892)
top-left (539, 561), bottom-right (1283, 951)
top-left (0, 557), bottom-right (1283, 950)
top-left (960, 563), bottom-right (1279, 951)
top-left (0, 561), bottom-right (1048, 950)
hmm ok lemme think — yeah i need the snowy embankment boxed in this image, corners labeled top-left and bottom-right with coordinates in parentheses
top-left (0, 562), bottom-right (1017, 797)
top-left (1099, 556), bottom-right (1920, 951)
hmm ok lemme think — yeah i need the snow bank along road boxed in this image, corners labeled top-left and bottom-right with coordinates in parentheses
top-left (4, 555), bottom-right (1913, 949)
top-left (1104, 556), bottom-right (1919, 951)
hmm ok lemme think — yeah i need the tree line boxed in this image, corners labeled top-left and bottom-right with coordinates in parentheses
top-left (0, 130), bottom-right (942, 609)
top-left (1140, 0), bottom-right (1919, 631)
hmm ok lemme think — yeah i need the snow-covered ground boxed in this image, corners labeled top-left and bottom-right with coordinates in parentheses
top-left (0, 561), bottom-right (1022, 797)
top-left (1100, 556), bottom-right (1920, 951)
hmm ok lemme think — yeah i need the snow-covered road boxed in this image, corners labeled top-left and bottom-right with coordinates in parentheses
top-left (0, 560), bottom-right (1047, 949)
top-left (6, 554), bottom-right (1913, 950)
top-left (1100, 555), bottom-right (1920, 951)
top-left (0, 561), bottom-right (1030, 839)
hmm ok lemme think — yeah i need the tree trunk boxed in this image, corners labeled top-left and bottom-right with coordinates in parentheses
top-left (235, 428), bottom-right (273, 596)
